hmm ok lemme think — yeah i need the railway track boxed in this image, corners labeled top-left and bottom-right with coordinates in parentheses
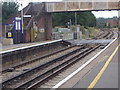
top-left (98, 30), bottom-right (110, 39)
top-left (2, 45), bottom-right (100, 89)
top-left (95, 30), bottom-right (105, 39)
top-left (1, 29), bottom-right (116, 89)
top-left (93, 30), bottom-right (114, 39)
top-left (18, 46), bottom-right (100, 90)
top-left (2, 45), bottom-right (75, 73)
top-left (2, 45), bottom-right (80, 80)
top-left (2, 45), bottom-right (85, 88)
top-left (106, 31), bottom-right (114, 39)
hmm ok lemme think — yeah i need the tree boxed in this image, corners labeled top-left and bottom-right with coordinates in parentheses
top-left (52, 11), bottom-right (96, 27)
top-left (2, 2), bottom-right (19, 23)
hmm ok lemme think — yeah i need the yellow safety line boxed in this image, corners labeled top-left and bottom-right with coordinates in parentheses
top-left (87, 44), bottom-right (120, 90)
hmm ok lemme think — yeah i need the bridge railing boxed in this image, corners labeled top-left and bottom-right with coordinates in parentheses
top-left (45, 1), bottom-right (119, 12)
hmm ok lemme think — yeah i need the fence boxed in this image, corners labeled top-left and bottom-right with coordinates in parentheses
top-left (52, 32), bottom-right (82, 40)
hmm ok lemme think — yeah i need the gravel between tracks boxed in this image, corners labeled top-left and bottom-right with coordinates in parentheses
top-left (4, 46), bottom-right (84, 88)
top-left (39, 48), bottom-right (101, 88)
top-left (2, 46), bottom-right (80, 81)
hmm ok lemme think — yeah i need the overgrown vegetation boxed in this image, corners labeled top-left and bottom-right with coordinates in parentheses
top-left (88, 27), bottom-right (99, 38)
top-left (80, 26), bottom-right (99, 39)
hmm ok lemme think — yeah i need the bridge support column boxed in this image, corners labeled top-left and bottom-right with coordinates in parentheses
top-left (44, 13), bottom-right (52, 40)
top-left (36, 12), bottom-right (52, 41)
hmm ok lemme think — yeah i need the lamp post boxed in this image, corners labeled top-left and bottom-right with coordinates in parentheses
top-left (21, 3), bottom-right (24, 34)
top-left (69, 19), bottom-right (72, 31)
top-left (75, 12), bottom-right (77, 27)
top-left (74, 12), bottom-right (77, 39)
top-left (20, 1), bottom-right (24, 43)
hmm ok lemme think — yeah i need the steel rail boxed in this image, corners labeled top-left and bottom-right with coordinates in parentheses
top-left (15, 45), bottom-right (100, 89)
top-left (2, 45), bottom-right (76, 73)
top-left (2, 46), bottom-right (84, 88)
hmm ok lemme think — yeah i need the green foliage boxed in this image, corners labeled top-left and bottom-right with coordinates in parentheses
top-left (88, 27), bottom-right (98, 38)
top-left (2, 2), bottom-right (19, 23)
top-left (52, 12), bottom-right (96, 27)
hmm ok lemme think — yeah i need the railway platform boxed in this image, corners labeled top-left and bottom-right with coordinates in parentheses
top-left (53, 38), bottom-right (119, 89)
top-left (1, 40), bottom-right (53, 52)
top-left (67, 39), bottom-right (113, 45)
top-left (1, 39), bottom-right (113, 52)
top-left (1, 39), bottom-right (113, 54)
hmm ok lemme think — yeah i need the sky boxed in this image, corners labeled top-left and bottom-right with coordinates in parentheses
top-left (92, 11), bottom-right (118, 18)
top-left (17, 0), bottom-right (119, 18)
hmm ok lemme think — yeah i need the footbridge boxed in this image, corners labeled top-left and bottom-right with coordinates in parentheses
top-left (46, 1), bottom-right (120, 12)
top-left (5, 0), bottom-right (120, 42)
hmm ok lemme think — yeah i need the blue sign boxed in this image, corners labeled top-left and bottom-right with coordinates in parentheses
top-left (14, 17), bottom-right (22, 32)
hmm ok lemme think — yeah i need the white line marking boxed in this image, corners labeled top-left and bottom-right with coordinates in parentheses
top-left (52, 38), bottom-right (117, 89)
top-left (0, 39), bottom-right (62, 54)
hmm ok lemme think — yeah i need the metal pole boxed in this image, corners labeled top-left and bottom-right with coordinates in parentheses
top-left (75, 12), bottom-right (77, 33)
top-left (70, 19), bottom-right (72, 31)
top-left (21, 2), bottom-right (24, 43)
top-left (74, 12), bottom-right (77, 39)
top-left (75, 12), bottom-right (77, 26)
top-left (21, 3), bottom-right (23, 34)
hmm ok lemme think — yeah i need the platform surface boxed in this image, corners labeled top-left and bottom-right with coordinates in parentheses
top-left (1, 40), bottom-right (51, 51)
top-left (1, 39), bottom-right (113, 52)
top-left (0, 39), bottom-right (63, 54)
top-left (59, 38), bottom-right (119, 89)
top-left (68, 39), bottom-right (113, 45)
